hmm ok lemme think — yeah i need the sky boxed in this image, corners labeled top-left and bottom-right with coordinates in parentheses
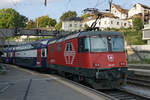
top-left (0, 0), bottom-right (150, 21)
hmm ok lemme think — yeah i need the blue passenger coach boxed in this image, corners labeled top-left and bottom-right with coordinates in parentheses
top-left (1, 39), bottom-right (49, 68)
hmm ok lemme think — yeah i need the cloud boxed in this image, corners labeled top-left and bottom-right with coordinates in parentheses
top-left (0, 0), bottom-right (21, 8)
top-left (0, 0), bottom-right (62, 8)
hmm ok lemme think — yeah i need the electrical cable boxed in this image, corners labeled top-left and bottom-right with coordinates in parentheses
top-left (65, 0), bottom-right (71, 11)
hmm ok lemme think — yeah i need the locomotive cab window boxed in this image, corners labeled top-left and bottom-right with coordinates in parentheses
top-left (78, 37), bottom-right (90, 52)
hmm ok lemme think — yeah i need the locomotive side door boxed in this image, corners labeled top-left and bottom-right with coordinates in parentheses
top-left (49, 45), bottom-right (55, 64)
top-left (37, 49), bottom-right (41, 66)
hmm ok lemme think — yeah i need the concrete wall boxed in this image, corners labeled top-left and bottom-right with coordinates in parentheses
top-left (126, 45), bottom-right (150, 62)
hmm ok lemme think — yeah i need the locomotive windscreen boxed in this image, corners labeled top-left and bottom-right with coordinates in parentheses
top-left (111, 37), bottom-right (124, 52)
top-left (90, 37), bottom-right (108, 52)
top-left (78, 36), bottom-right (124, 52)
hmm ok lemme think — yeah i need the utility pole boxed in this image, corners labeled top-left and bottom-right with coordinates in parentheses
top-left (44, 0), bottom-right (47, 6)
top-left (109, 0), bottom-right (113, 12)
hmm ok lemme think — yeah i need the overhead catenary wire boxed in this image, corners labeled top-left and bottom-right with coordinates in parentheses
top-left (65, 0), bottom-right (71, 11)
top-left (11, 0), bottom-right (17, 7)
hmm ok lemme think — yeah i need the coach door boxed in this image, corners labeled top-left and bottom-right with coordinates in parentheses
top-left (41, 48), bottom-right (47, 67)
top-left (37, 49), bottom-right (41, 66)
top-left (6, 52), bottom-right (9, 63)
top-left (12, 51), bottom-right (15, 64)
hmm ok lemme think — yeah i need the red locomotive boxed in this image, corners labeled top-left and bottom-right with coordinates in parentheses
top-left (46, 31), bottom-right (128, 89)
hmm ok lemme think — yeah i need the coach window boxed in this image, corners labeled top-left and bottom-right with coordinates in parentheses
top-left (50, 46), bottom-right (54, 54)
top-left (57, 44), bottom-right (62, 52)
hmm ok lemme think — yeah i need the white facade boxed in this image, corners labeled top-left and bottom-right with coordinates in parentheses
top-left (82, 19), bottom-right (101, 28)
top-left (82, 17), bottom-right (130, 30)
top-left (111, 4), bottom-right (128, 19)
top-left (62, 21), bottom-right (82, 31)
top-left (128, 3), bottom-right (150, 18)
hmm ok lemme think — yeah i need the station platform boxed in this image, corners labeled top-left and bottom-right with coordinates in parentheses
top-left (0, 64), bottom-right (106, 100)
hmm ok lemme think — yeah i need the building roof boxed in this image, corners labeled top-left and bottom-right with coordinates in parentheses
top-left (63, 17), bottom-right (83, 21)
top-left (112, 4), bottom-right (128, 14)
top-left (82, 12), bottom-right (118, 23)
top-left (136, 3), bottom-right (150, 9)
top-left (101, 12), bottom-right (119, 18)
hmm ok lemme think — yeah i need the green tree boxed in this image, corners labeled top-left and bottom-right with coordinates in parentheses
top-left (60, 11), bottom-right (77, 21)
top-left (133, 17), bottom-right (143, 31)
top-left (81, 13), bottom-right (90, 19)
top-left (26, 20), bottom-right (36, 29)
top-left (35, 15), bottom-right (57, 28)
top-left (84, 24), bottom-right (89, 30)
top-left (0, 8), bottom-right (28, 28)
top-left (55, 22), bottom-right (62, 30)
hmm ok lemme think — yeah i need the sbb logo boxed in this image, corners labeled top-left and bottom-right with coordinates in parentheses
top-left (107, 54), bottom-right (114, 62)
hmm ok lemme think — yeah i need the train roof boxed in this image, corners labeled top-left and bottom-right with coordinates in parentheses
top-left (48, 31), bottom-right (123, 45)
top-left (78, 31), bottom-right (122, 37)
top-left (3, 39), bottom-right (51, 52)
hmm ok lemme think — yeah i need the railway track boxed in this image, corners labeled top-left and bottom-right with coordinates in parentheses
top-left (100, 89), bottom-right (148, 100)
top-left (120, 74), bottom-right (150, 99)
top-left (128, 75), bottom-right (150, 87)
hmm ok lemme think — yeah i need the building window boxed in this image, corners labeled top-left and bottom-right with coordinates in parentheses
top-left (80, 24), bottom-right (82, 27)
top-left (69, 24), bottom-right (72, 27)
top-left (111, 21), bottom-right (113, 24)
top-left (117, 22), bottom-right (119, 25)
top-left (57, 44), bottom-right (62, 52)
top-left (124, 23), bottom-right (127, 26)
top-left (74, 23), bottom-right (77, 27)
top-left (99, 22), bottom-right (101, 25)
